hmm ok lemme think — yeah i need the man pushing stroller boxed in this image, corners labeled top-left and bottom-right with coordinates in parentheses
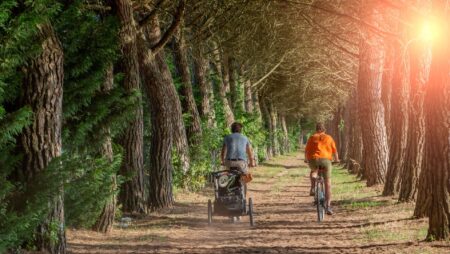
top-left (220, 122), bottom-right (256, 174)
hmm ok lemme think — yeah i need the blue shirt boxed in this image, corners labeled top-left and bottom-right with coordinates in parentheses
top-left (223, 133), bottom-right (250, 161)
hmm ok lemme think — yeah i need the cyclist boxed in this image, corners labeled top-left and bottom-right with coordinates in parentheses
top-left (221, 122), bottom-right (256, 172)
top-left (304, 122), bottom-right (340, 215)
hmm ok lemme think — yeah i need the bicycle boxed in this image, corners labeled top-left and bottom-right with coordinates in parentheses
top-left (311, 161), bottom-right (339, 222)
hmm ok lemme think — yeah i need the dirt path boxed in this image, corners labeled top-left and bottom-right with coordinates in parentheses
top-left (67, 153), bottom-right (449, 254)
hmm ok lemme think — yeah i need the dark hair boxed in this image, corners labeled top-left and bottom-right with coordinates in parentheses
top-left (316, 122), bottom-right (325, 132)
top-left (231, 122), bottom-right (243, 133)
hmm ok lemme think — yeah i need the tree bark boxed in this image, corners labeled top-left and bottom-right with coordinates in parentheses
top-left (253, 91), bottom-right (262, 121)
top-left (279, 113), bottom-right (289, 154)
top-left (340, 105), bottom-right (350, 163)
top-left (171, 28), bottom-right (202, 144)
top-left (146, 16), bottom-right (190, 174)
top-left (244, 80), bottom-right (254, 113)
top-left (383, 24), bottom-right (411, 196)
top-left (422, 3), bottom-right (449, 239)
top-left (399, 43), bottom-right (431, 202)
top-left (228, 57), bottom-right (238, 112)
top-left (381, 43), bottom-right (394, 146)
top-left (115, 0), bottom-right (147, 215)
top-left (357, 3), bottom-right (389, 186)
top-left (399, 38), bottom-right (430, 202)
top-left (193, 50), bottom-right (215, 127)
top-left (92, 66), bottom-right (117, 234)
top-left (268, 101), bottom-right (280, 157)
top-left (212, 48), bottom-right (234, 127)
top-left (137, 17), bottom-right (176, 210)
top-left (260, 96), bottom-right (273, 160)
top-left (19, 24), bottom-right (66, 254)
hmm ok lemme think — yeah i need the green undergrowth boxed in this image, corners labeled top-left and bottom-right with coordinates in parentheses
top-left (332, 166), bottom-right (380, 205)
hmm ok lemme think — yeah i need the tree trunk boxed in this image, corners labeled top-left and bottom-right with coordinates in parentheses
top-left (279, 114), bottom-right (289, 154)
top-left (340, 105), bottom-right (350, 163)
top-left (383, 25), bottom-right (411, 196)
top-left (423, 3), bottom-right (449, 239)
top-left (93, 65), bottom-right (117, 234)
top-left (260, 96), bottom-right (273, 160)
top-left (171, 29), bottom-right (202, 144)
top-left (357, 3), bottom-right (389, 186)
top-left (268, 101), bottom-right (280, 157)
top-left (228, 57), bottom-right (238, 112)
top-left (212, 48), bottom-right (234, 127)
top-left (244, 80), bottom-right (254, 113)
top-left (381, 44), bottom-right (395, 146)
top-left (19, 24), bottom-right (66, 254)
top-left (346, 89), bottom-right (364, 176)
top-left (253, 91), bottom-right (262, 121)
top-left (115, 0), bottom-right (147, 215)
top-left (146, 18), bottom-right (190, 174)
top-left (137, 18), bottom-right (175, 210)
top-left (399, 39), bottom-right (430, 202)
top-left (193, 51), bottom-right (215, 127)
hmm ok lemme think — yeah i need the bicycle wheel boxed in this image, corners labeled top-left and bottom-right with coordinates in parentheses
top-left (316, 182), bottom-right (325, 222)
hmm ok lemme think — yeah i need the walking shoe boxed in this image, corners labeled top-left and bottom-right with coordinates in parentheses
top-left (309, 189), bottom-right (315, 196)
top-left (326, 207), bottom-right (334, 215)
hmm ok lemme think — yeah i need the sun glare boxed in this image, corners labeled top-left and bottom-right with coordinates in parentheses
top-left (420, 20), bottom-right (441, 41)
top-left (420, 20), bottom-right (438, 42)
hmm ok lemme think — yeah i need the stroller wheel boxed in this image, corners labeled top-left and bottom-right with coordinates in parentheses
top-left (207, 199), bottom-right (212, 225)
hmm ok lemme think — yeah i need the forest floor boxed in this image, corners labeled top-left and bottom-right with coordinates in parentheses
top-left (67, 152), bottom-right (450, 254)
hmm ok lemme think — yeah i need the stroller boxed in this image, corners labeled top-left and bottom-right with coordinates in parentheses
top-left (207, 167), bottom-right (254, 226)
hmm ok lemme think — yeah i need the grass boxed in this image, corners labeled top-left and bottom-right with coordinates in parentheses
top-left (341, 200), bottom-right (388, 209)
top-left (362, 225), bottom-right (428, 242)
top-left (330, 165), bottom-right (434, 247)
top-left (332, 166), bottom-right (380, 202)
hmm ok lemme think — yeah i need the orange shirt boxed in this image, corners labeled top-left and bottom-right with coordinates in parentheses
top-left (305, 132), bottom-right (337, 160)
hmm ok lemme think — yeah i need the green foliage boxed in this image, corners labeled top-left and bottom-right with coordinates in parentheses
top-left (173, 121), bottom-right (224, 190)
top-left (64, 149), bottom-right (124, 228)
top-left (0, 1), bottom-right (64, 251)
top-left (0, 1), bottom-right (135, 251)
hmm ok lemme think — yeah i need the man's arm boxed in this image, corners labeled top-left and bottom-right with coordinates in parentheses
top-left (246, 144), bottom-right (256, 167)
top-left (331, 138), bottom-right (340, 162)
top-left (333, 151), bottom-right (340, 162)
top-left (220, 144), bottom-right (226, 165)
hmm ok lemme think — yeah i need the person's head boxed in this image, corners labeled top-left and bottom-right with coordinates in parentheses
top-left (316, 122), bottom-right (325, 133)
top-left (231, 122), bottom-right (243, 133)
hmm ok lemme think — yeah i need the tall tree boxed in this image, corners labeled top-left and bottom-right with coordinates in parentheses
top-left (399, 30), bottom-right (431, 203)
top-left (422, 0), bottom-right (449, 239)
top-left (114, 0), bottom-right (147, 214)
top-left (92, 66), bottom-right (117, 233)
top-left (137, 0), bottom-right (187, 208)
top-left (18, 23), bottom-right (66, 253)
top-left (381, 44), bottom-right (395, 145)
top-left (193, 48), bottom-right (215, 127)
top-left (268, 100), bottom-right (280, 156)
top-left (357, 2), bottom-right (389, 186)
top-left (171, 26), bottom-right (202, 143)
top-left (383, 17), bottom-right (411, 196)
top-left (279, 113), bottom-right (289, 154)
top-left (212, 47), bottom-right (235, 126)
top-left (243, 79), bottom-right (254, 113)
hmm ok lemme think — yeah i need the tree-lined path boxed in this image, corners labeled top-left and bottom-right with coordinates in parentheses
top-left (67, 153), bottom-right (449, 254)
top-left (1, 0), bottom-right (449, 253)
